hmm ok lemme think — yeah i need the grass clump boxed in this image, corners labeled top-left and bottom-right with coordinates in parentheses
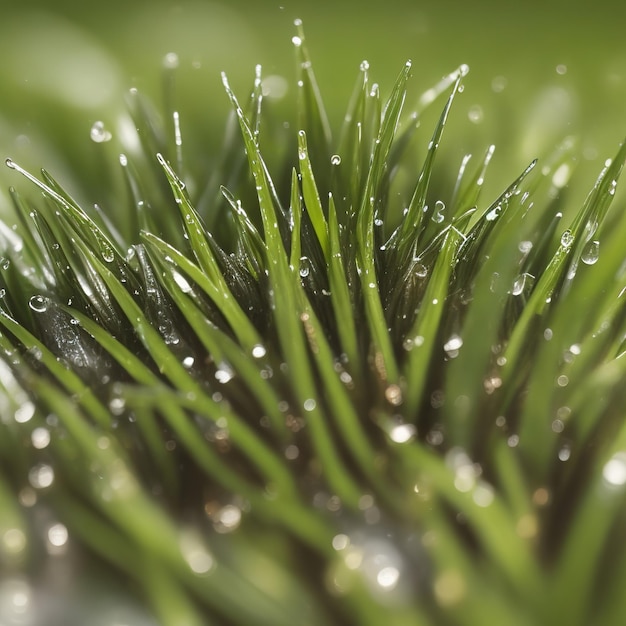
top-left (1, 20), bottom-right (626, 626)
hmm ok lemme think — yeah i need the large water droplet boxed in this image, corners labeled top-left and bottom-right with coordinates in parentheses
top-left (90, 121), bottom-right (112, 143)
top-left (581, 239), bottom-right (600, 265)
top-left (603, 452), bottom-right (626, 486)
top-left (443, 334), bottom-right (463, 357)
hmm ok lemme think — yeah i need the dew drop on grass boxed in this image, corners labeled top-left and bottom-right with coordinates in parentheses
top-left (299, 256), bottom-right (311, 277)
top-left (90, 120), bottom-right (112, 143)
top-left (560, 230), bottom-right (574, 248)
top-left (182, 356), bottom-right (195, 369)
top-left (28, 295), bottom-right (48, 313)
top-left (485, 205), bottom-right (501, 221)
top-left (330, 154), bottom-right (341, 165)
top-left (432, 200), bottom-right (445, 223)
top-left (581, 240), bottom-right (600, 265)
top-left (251, 344), bottom-right (266, 359)
top-left (303, 398), bottom-right (316, 412)
top-left (443, 334), bottom-right (463, 357)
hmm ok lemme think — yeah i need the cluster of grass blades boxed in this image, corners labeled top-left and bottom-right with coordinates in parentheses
top-left (1, 19), bottom-right (626, 626)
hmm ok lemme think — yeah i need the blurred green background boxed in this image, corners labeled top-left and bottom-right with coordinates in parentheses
top-left (0, 0), bottom-right (625, 213)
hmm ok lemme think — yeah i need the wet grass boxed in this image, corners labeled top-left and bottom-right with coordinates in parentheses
top-left (1, 20), bottom-right (626, 626)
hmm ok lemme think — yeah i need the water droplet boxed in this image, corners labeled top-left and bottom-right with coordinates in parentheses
top-left (292, 35), bottom-right (302, 46)
top-left (560, 230), bottom-right (574, 248)
top-left (182, 356), bottom-right (195, 369)
top-left (47, 523), bottom-right (69, 550)
top-left (556, 64), bottom-right (567, 75)
top-left (28, 295), bottom-right (48, 313)
top-left (90, 120), bottom-right (112, 143)
top-left (28, 464), bottom-right (54, 489)
top-left (215, 364), bottom-right (234, 384)
top-left (14, 401), bottom-right (35, 424)
top-left (299, 256), bottom-right (310, 278)
top-left (172, 271), bottom-right (192, 293)
top-left (603, 452), bottom-right (626, 486)
top-left (467, 105), bottom-right (483, 124)
top-left (212, 504), bottom-right (242, 534)
top-left (443, 334), bottom-right (463, 357)
top-left (432, 200), bottom-right (445, 223)
top-left (459, 63), bottom-right (469, 77)
top-left (330, 154), bottom-right (341, 165)
top-left (485, 205), bottom-right (501, 221)
top-left (511, 272), bottom-right (534, 296)
top-left (581, 239), bottom-right (600, 265)
top-left (558, 445), bottom-right (571, 462)
top-left (518, 240), bottom-right (533, 255)
top-left (609, 179), bottom-right (618, 196)
top-left (389, 423), bottom-right (416, 444)
top-left (31, 427), bottom-right (50, 449)
top-left (251, 344), bottom-right (266, 359)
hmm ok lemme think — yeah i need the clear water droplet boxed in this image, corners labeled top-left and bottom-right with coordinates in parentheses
top-left (291, 35), bottom-right (302, 47)
top-left (581, 240), bottom-right (600, 265)
top-left (603, 452), bottom-right (626, 486)
top-left (299, 256), bottom-right (310, 278)
top-left (609, 179), bottom-right (618, 196)
top-left (15, 402), bottom-right (35, 424)
top-left (28, 295), bottom-right (48, 313)
top-left (330, 154), bottom-right (341, 165)
top-left (443, 334), bottom-right (463, 357)
top-left (251, 344), bottom-right (266, 359)
top-left (560, 230), bottom-right (574, 248)
top-left (31, 427), bottom-right (50, 449)
top-left (485, 205), bottom-right (501, 221)
top-left (511, 272), bottom-right (534, 296)
top-left (432, 200), bottom-right (445, 223)
top-left (303, 398), bottom-right (316, 412)
top-left (389, 423), bottom-right (416, 444)
top-left (90, 121), bottom-right (112, 143)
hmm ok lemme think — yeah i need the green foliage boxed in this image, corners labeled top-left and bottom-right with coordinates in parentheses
top-left (1, 21), bottom-right (626, 626)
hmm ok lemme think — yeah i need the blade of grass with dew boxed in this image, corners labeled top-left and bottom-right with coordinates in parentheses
top-left (355, 61), bottom-right (413, 385)
top-left (223, 71), bottom-right (365, 507)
